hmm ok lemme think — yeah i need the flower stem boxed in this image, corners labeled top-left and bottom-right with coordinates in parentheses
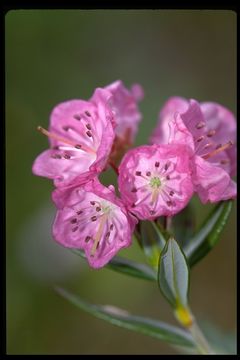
top-left (174, 306), bottom-right (214, 354)
top-left (188, 319), bottom-right (214, 355)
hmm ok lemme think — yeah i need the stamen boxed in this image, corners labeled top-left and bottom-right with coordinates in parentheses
top-left (203, 143), bottom-right (212, 150)
top-left (166, 175), bottom-right (170, 180)
top-left (73, 114), bottom-right (81, 120)
top-left (105, 232), bottom-right (110, 239)
top-left (86, 131), bottom-right (92, 137)
top-left (131, 187), bottom-right (137, 193)
top-left (86, 124), bottom-right (91, 130)
top-left (90, 201), bottom-right (95, 205)
top-left (75, 144), bottom-right (82, 149)
top-left (110, 224), bottom-right (114, 231)
top-left (169, 190), bottom-right (174, 196)
top-left (71, 218), bottom-right (77, 224)
top-left (196, 121), bottom-right (205, 129)
top-left (96, 207), bottom-right (101, 212)
top-left (85, 111), bottom-right (91, 117)
top-left (72, 226), bottom-right (78, 232)
top-left (220, 159), bottom-right (230, 165)
top-left (146, 171), bottom-right (151, 176)
top-left (63, 154), bottom-right (71, 159)
top-left (196, 135), bottom-right (204, 142)
top-left (90, 214), bottom-right (108, 256)
top-left (216, 143), bottom-right (222, 149)
top-left (166, 200), bottom-right (172, 207)
top-left (85, 236), bottom-right (91, 243)
top-left (91, 216), bottom-right (97, 222)
top-left (164, 162), bottom-right (170, 171)
top-left (37, 126), bottom-right (95, 154)
top-left (51, 154), bottom-right (62, 159)
top-left (207, 130), bottom-right (216, 137)
top-left (202, 141), bottom-right (233, 160)
top-left (155, 162), bottom-right (160, 167)
top-left (135, 171), bottom-right (141, 176)
top-left (62, 126), bottom-right (70, 131)
top-left (77, 210), bottom-right (83, 215)
top-left (151, 188), bottom-right (159, 205)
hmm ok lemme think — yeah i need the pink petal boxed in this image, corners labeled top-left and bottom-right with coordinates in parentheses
top-left (193, 156), bottom-right (236, 203)
top-left (150, 97), bottom-right (189, 144)
top-left (52, 179), bottom-right (137, 268)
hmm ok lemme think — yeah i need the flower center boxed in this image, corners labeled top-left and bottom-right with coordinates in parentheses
top-left (150, 176), bottom-right (161, 189)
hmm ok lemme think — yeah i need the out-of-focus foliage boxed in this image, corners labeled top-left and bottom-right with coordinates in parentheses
top-left (6, 10), bottom-right (236, 354)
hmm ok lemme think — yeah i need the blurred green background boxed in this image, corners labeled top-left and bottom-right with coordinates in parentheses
top-left (6, 10), bottom-right (236, 354)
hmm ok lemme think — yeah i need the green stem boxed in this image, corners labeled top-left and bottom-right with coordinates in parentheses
top-left (188, 318), bottom-right (214, 355)
top-left (174, 306), bottom-right (214, 354)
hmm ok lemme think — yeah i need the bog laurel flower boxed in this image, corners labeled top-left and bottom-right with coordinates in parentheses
top-left (118, 144), bottom-right (194, 220)
top-left (32, 88), bottom-right (115, 187)
top-left (150, 97), bottom-right (236, 203)
top-left (52, 178), bottom-right (137, 269)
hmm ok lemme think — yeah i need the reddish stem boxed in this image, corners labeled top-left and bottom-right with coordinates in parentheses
top-left (109, 161), bottom-right (119, 175)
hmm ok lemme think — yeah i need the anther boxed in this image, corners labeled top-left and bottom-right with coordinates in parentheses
top-left (106, 232), bottom-right (110, 239)
top-left (196, 135), bottom-right (204, 142)
top-left (72, 226), bottom-right (78, 232)
top-left (77, 210), bottom-right (83, 215)
top-left (166, 200), bottom-right (172, 207)
top-left (71, 218), bottom-right (77, 224)
top-left (75, 144), bottom-right (82, 149)
top-left (73, 114), bottom-right (81, 120)
top-left (86, 124), bottom-right (91, 130)
top-left (135, 171), bottom-right (141, 176)
top-left (85, 111), bottom-right (91, 117)
top-left (63, 154), bottom-right (71, 159)
top-left (96, 207), bottom-right (101, 212)
top-left (90, 201), bottom-right (95, 205)
top-left (216, 143), bottom-right (222, 149)
top-left (51, 154), bottom-right (61, 159)
top-left (62, 126), bottom-right (70, 131)
top-left (207, 130), bottom-right (216, 137)
top-left (86, 131), bottom-right (92, 137)
top-left (220, 159), bottom-right (230, 165)
top-left (196, 121), bottom-right (205, 129)
top-left (85, 236), bottom-right (91, 243)
top-left (131, 187), bottom-right (137, 193)
top-left (91, 216), bottom-right (97, 222)
top-left (155, 161), bottom-right (160, 167)
top-left (110, 224), bottom-right (114, 231)
top-left (169, 190), bottom-right (174, 196)
top-left (164, 162), bottom-right (170, 171)
top-left (146, 171), bottom-right (151, 176)
top-left (166, 175), bottom-right (170, 180)
top-left (203, 143), bottom-right (212, 150)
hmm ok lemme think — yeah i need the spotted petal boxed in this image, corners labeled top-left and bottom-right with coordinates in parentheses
top-left (52, 179), bottom-right (137, 269)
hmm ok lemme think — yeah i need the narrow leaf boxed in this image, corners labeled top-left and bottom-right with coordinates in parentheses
top-left (158, 238), bottom-right (189, 309)
top-left (183, 201), bottom-right (233, 267)
top-left (70, 249), bottom-right (156, 281)
top-left (56, 287), bottom-right (195, 349)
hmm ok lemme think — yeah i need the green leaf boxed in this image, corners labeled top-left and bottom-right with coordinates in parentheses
top-left (158, 238), bottom-right (189, 309)
top-left (139, 220), bottom-right (167, 269)
top-left (183, 201), bottom-right (233, 267)
top-left (171, 203), bottom-right (195, 248)
top-left (56, 287), bottom-right (195, 349)
top-left (70, 249), bottom-right (157, 281)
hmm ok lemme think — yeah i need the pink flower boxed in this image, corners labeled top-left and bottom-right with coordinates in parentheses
top-left (52, 179), bottom-right (137, 269)
top-left (118, 144), bottom-right (194, 220)
top-left (32, 88), bottom-right (115, 187)
top-left (104, 80), bottom-right (144, 143)
top-left (167, 99), bottom-right (236, 203)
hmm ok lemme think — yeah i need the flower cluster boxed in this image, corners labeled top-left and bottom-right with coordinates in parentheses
top-left (33, 84), bottom-right (236, 268)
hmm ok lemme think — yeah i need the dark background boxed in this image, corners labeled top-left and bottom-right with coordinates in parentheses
top-left (6, 10), bottom-right (236, 354)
